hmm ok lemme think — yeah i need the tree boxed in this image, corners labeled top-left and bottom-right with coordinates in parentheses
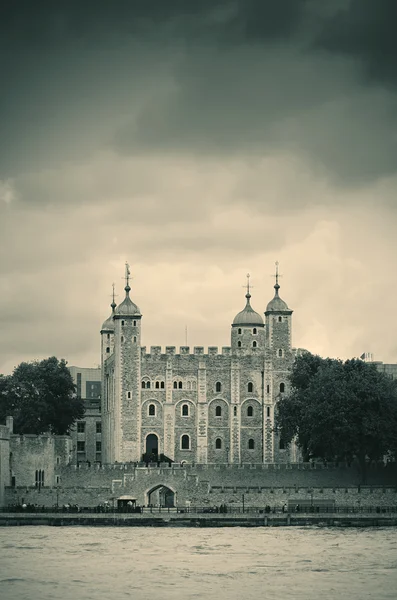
top-left (276, 353), bottom-right (397, 481)
top-left (0, 357), bottom-right (85, 435)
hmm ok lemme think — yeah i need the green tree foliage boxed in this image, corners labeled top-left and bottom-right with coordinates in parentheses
top-left (0, 357), bottom-right (85, 435)
top-left (277, 353), bottom-right (397, 478)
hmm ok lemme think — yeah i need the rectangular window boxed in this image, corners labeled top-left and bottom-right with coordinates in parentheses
top-left (266, 385), bottom-right (270, 394)
top-left (77, 422), bottom-right (86, 433)
top-left (86, 381), bottom-right (101, 399)
top-left (96, 422), bottom-right (102, 434)
top-left (76, 372), bottom-right (82, 398)
top-left (77, 441), bottom-right (85, 452)
top-left (96, 441), bottom-right (102, 452)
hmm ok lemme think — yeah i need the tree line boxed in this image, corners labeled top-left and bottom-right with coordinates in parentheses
top-left (276, 353), bottom-right (397, 479)
top-left (0, 357), bottom-right (84, 435)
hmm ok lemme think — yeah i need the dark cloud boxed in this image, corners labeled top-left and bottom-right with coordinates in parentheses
top-left (315, 0), bottom-right (397, 86)
top-left (1, 0), bottom-right (397, 184)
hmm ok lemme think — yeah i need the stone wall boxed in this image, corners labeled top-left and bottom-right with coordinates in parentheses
top-left (9, 434), bottom-right (72, 489)
top-left (5, 462), bottom-right (395, 509)
top-left (0, 423), bottom-right (10, 507)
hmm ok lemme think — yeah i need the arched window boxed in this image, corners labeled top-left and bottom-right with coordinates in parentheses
top-left (253, 341), bottom-right (257, 348)
top-left (181, 435), bottom-right (190, 450)
top-left (146, 381), bottom-right (151, 389)
top-left (178, 381), bottom-right (183, 389)
top-left (141, 381), bottom-right (146, 389)
top-left (233, 406), bottom-right (237, 417)
top-left (215, 438), bottom-right (222, 449)
top-left (133, 320), bottom-right (136, 326)
top-left (279, 439), bottom-right (285, 450)
top-left (215, 382), bottom-right (222, 392)
top-left (278, 349), bottom-right (283, 357)
top-left (121, 336), bottom-right (124, 343)
top-left (121, 320), bottom-right (124, 326)
top-left (238, 328), bottom-right (242, 334)
top-left (280, 382), bottom-right (285, 393)
top-left (106, 347), bottom-right (110, 353)
top-left (187, 381), bottom-right (191, 390)
top-left (253, 328), bottom-right (257, 334)
top-left (182, 404), bottom-right (189, 417)
top-left (133, 336), bottom-right (136, 343)
top-left (107, 333), bottom-right (110, 340)
top-left (148, 404), bottom-right (156, 416)
top-left (248, 382), bottom-right (253, 393)
top-left (155, 381), bottom-right (159, 389)
top-left (173, 381), bottom-right (177, 389)
top-left (248, 438), bottom-right (255, 450)
top-left (161, 381), bottom-right (165, 389)
top-left (266, 406), bottom-right (270, 418)
top-left (266, 384), bottom-right (270, 393)
top-left (238, 341), bottom-right (241, 348)
top-left (215, 406), bottom-right (222, 417)
top-left (247, 406), bottom-right (253, 417)
top-left (192, 381), bottom-right (197, 391)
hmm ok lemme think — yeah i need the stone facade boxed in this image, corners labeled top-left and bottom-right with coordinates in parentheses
top-left (101, 270), bottom-right (297, 465)
top-left (68, 366), bottom-right (102, 465)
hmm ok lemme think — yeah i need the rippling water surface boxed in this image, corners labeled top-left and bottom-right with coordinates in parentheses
top-left (0, 526), bottom-right (396, 600)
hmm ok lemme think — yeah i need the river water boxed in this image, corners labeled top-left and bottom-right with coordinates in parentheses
top-left (0, 526), bottom-right (396, 600)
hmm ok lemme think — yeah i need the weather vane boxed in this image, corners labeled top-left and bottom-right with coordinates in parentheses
top-left (243, 273), bottom-right (253, 295)
top-left (272, 261), bottom-right (282, 286)
top-left (124, 262), bottom-right (131, 288)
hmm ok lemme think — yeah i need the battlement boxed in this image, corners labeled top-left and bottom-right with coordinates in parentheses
top-left (140, 346), bottom-right (233, 358)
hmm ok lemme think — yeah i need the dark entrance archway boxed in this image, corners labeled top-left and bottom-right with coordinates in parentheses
top-left (147, 485), bottom-right (176, 508)
top-left (145, 433), bottom-right (159, 462)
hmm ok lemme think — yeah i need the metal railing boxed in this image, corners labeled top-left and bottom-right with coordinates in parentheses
top-left (1, 504), bottom-right (396, 515)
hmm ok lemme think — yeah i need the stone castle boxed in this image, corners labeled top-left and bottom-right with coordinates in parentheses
top-left (101, 265), bottom-right (299, 465)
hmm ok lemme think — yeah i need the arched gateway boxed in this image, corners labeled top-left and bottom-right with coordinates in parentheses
top-left (146, 484), bottom-right (176, 508)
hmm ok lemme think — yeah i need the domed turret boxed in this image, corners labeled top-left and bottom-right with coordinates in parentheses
top-left (114, 293), bottom-right (141, 317)
top-left (114, 269), bottom-right (141, 318)
top-left (101, 288), bottom-right (117, 332)
top-left (233, 273), bottom-right (263, 326)
top-left (233, 293), bottom-right (264, 326)
top-left (265, 262), bottom-right (292, 315)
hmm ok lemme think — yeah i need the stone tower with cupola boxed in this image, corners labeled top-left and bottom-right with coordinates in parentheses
top-left (264, 263), bottom-right (294, 462)
top-left (102, 264), bottom-right (142, 463)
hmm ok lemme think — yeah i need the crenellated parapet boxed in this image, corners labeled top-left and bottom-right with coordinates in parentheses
top-left (140, 346), bottom-right (233, 359)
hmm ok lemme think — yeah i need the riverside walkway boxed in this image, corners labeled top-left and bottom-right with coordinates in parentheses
top-left (1, 508), bottom-right (396, 528)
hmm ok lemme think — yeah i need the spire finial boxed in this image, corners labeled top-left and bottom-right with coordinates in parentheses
top-left (243, 272), bottom-right (253, 300)
top-left (111, 283), bottom-right (117, 311)
top-left (124, 262), bottom-right (131, 294)
top-left (272, 261), bottom-right (282, 295)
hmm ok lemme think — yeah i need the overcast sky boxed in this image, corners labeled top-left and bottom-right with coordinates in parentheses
top-left (1, 0), bottom-right (397, 374)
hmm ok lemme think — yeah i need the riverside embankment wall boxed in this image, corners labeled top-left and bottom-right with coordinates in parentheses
top-left (5, 462), bottom-right (397, 509)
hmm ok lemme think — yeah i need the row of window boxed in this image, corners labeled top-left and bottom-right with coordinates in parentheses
top-left (76, 438), bottom-right (284, 453)
top-left (141, 381), bottom-right (285, 393)
top-left (142, 381), bottom-right (165, 389)
top-left (77, 441), bottom-right (102, 452)
top-left (237, 328), bottom-right (259, 335)
top-left (179, 435), bottom-right (257, 450)
top-left (77, 422), bottom-right (102, 434)
top-left (146, 403), bottom-right (270, 418)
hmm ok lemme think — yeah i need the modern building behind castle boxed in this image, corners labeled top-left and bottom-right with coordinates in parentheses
top-left (100, 266), bottom-right (299, 465)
